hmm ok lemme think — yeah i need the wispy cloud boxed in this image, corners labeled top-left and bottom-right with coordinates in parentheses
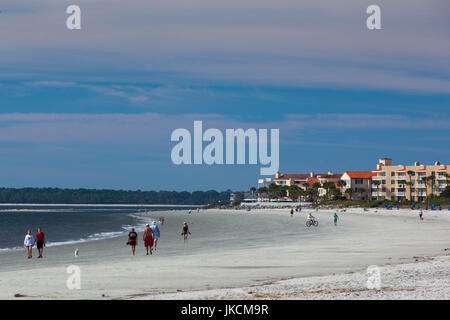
top-left (1, 0), bottom-right (449, 93)
top-left (0, 112), bottom-right (448, 144)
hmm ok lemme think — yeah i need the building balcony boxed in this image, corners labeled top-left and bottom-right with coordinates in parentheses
top-left (395, 192), bottom-right (406, 196)
top-left (438, 175), bottom-right (447, 180)
top-left (372, 176), bottom-right (384, 180)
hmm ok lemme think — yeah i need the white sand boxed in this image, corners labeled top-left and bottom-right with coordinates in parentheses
top-left (0, 207), bottom-right (449, 300)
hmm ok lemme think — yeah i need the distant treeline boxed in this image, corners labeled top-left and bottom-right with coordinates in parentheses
top-left (0, 188), bottom-right (232, 205)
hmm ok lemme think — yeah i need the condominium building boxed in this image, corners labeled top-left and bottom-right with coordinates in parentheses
top-left (272, 172), bottom-right (342, 187)
top-left (371, 158), bottom-right (450, 201)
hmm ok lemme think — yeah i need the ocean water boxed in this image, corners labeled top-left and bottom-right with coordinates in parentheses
top-left (0, 205), bottom-right (196, 251)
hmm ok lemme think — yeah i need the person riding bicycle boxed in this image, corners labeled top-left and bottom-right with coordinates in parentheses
top-left (307, 213), bottom-right (315, 222)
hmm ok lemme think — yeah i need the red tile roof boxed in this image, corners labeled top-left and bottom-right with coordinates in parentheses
top-left (275, 173), bottom-right (342, 180)
top-left (275, 173), bottom-right (311, 180)
top-left (344, 171), bottom-right (376, 179)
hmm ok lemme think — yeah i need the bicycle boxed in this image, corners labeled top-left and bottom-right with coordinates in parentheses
top-left (306, 219), bottom-right (319, 227)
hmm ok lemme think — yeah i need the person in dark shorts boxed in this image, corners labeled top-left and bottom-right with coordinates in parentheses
top-left (290, 208), bottom-right (294, 217)
top-left (181, 222), bottom-right (190, 242)
top-left (128, 227), bottom-right (138, 256)
top-left (35, 227), bottom-right (45, 259)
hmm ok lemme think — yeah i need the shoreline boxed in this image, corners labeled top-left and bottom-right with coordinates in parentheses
top-left (0, 203), bottom-right (200, 207)
top-left (1, 207), bottom-right (449, 299)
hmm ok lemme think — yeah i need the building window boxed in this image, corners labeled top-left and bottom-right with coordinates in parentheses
top-left (381, 172), bottom-right (386, 176)
top-left (382, 180), bottom-right (386, 185)
top-left (391, 172), bottom-right (395, 176)
top-left (391, 188), bottom-right (395, 192)
top-left (355, 178), bottom-right (363, 184)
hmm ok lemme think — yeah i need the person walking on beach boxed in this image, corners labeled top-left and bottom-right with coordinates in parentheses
top-left (150, 221), bottom-right (160, 251)
top-left (143, 224), bottom-right (154, 255)
top-left (24, 230), bottom-right (34, 259)
top-left (181, 222), bottom-right (190, 242)
top-left (419, 209), bottom-right (424, 220)
top-left (290, 208), bottom-right (294, 217)
top-left (35, 227), bottom-right (45, 259)
top-left (127, 227), bottom-right (138, 256)
top-left (333, 213), bottom-right (339, 226)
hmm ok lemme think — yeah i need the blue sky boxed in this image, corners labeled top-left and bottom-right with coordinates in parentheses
top-left (0, 0), bottom-right (449, 191)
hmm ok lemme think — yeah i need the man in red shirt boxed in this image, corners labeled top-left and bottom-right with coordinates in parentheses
top-left (35, 227), bottom-right (46, 259)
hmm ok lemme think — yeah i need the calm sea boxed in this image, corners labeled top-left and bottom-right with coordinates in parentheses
top-left (0, 205), bottom-right (197, 251)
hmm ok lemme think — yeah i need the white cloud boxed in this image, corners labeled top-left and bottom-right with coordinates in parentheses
top-left (0, 0), bottom-right (448, 93)
top-left (0, 112), bottom-right (447, 144)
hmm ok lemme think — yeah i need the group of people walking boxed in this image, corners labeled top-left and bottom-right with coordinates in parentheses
top-left (127, 221), bottom-right (161, 256)
top-left (23, 227), bottom-right (46, 259)
top-left (126, 220), bottom-right (191, 256)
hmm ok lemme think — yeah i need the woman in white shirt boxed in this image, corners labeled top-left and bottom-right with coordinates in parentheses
top-left (24, 230), bottom-right (35, 259)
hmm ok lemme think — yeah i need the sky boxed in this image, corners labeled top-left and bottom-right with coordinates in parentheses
top-left (0, 0), bottom-right (449, 191)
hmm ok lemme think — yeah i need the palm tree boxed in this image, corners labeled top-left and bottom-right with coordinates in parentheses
top-left (397, 179), bottom-right (407, 201)
top-left (344, 188), bottom-right (353, 200)
top-left (268, 183), bottom-right (279, 199)
top-left (421, 176), bottom-right (433, 204)
top-left (357, 188), bottom-right (366, 200)
top-left (322, 181), bottom-right (335, 200)
top-left (404, 181), bottom-right (413, 202)
top-left (372, 180), bottom-right (381, 200)
top-left (288, 185), bottom-right (301, 201)
top-left (406, 170), bottom-right (415, 202)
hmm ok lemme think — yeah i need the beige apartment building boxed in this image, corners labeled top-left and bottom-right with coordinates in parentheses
top-left (371, 158), bottom-right (450, 201)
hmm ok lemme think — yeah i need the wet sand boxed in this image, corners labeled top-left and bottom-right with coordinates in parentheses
top-left (1, 208), bottom-right (449, 299)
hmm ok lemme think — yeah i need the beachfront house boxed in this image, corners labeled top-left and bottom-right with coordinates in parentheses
top-left (340, 171), bottom-right (375, 200)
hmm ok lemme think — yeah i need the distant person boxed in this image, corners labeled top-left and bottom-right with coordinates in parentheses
top-left (150, 221), bottom-right (161, 251)
top-left (307, 213), bottom-right (315, 222)
top-left (334, 213), bottom-right (339, 226)
top-left (159, 217), bottom-right (165, 225)
top-left (24, 230), bottom-right (34, 259)
top-left (142, 224), bottom-right (154, 255)
top-left (197, 208), bottom-right (200, 213)
top-left (181, 222), bottom-right (190, 242)
top-left (127, 227), bottom-right (138, 256)
top-left (290, 208), bottom-right (294, 217)
top-left (419, 209), bottom-right (424, 220)
top-left (35, 227), bottom-right (45, 259)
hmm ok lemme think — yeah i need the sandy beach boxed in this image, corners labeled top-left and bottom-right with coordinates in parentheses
top-left (1, 207), bottom-right (449, 300)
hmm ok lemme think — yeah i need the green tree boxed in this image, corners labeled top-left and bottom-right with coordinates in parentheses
top-left (372, 180), bottom-right (381, 201)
